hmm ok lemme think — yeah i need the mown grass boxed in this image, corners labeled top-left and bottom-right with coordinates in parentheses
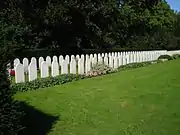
top-left (15, 59), bottom-right (180, 135)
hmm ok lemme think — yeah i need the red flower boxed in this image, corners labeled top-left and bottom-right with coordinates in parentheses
top-left (10, 69), bottom-right (15, 76)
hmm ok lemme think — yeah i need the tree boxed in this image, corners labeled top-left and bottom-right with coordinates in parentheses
top-left (1, 0), bottom-right (179, 52)
top-left (0, 20), bottom-right (29, 134)
top-left (114, 0), bottom-right (177, 50)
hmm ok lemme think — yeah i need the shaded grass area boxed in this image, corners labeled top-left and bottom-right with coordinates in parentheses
top-left (15, 59), bottom-right (180, 135)
top-left (18, 102), bottom-right (59, 135)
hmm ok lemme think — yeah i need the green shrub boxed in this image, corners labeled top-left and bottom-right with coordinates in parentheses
top-left (158, 55), bottom-right (173, 60)
top-left (118, 61), bottom-right (154, 71)
top-left (156, 60), bottom-right (164, 63)
top-left (86, 64), bottom-right (116, 77)
top-left (172, 54), bottom-right (180, 59)
top-left (11, 74), bottom-right (85, 92)
top-left (0, 22), bottom-right (28, 134)
top-left (0, 68), bottom-right (25, 135)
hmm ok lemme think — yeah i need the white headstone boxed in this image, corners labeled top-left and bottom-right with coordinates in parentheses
top-left (98, 56), bottom-right (103, 64)
top-left (102, 53), bottom-right (105, 57)
top-left (109, 56), bottom-right (114, 68)
top-left (134, 54), bottom-right (137, 63)
top-left (94, 54), bottom-right (97, 59)
top-left (92, 56), bottom-right (97, 66)
top-left (118, 56), bottom-right (123, 67)
top-left (144, 53), bottom-right (147, 62)
top-left (30, 57), bottom-right (37, 69)
top-left (71, 55), bottom-right (75, 61)
top-left (104, 56), bottom-right (108, 66)
top-left (142, 52), bottom-right (146, 62)
top-left (132, 54), bottom-right (135, 63)
top-left (85, 58), bottom-right (91, 74)
top-left (126, 55), bottom-right (130, 64)
top-left (85, 54), bottom-right (89, 61)
top-left (38, 57), bottom-right (44, 69)
top-left (76, 55), bottom-right (80, 61)
top-left (46, 56), bottom-right (51, 67)
top-left (114, 57), bottom-right (119, 69)
top-left (98, 53), bottom-right (101, 59)
top-left (53, 56), bottom-right (58, 62)
top-left (115, 52), bottom-right (118, 57)
top-left (129, 54), bottom-right (133, 63)
top-left (78, 58), bottom-right (84, 75)
top-left (136, 53), bottom-right (139, 62)
top-left (150, 52), bottom-right (153, 61)
top-left (65, 55), bottom-right (70, 64)
top-left (147, 52), bottom-right (150, 61)
top-left (139, 53), bottom-right (143, 62)
top-left (90, 54), bottom-right (93, 62)
top-left (28, 62), bottom-right (37, 81)
top-left (70, 59), bottom-right (76, 74)
top-left (15, 63), bottom-right (25, 83)
top-left (81, 54), bottom-right (85, 62)
top-left (152, 52), bottom-right (155, 61)
top-left (59, 55), bottom-right (64, 66)
top-left (31, 57), bottom-right (37, 65)
top-left (40, 61), bottom-right (49, 78)
top-left (14, 58), bottom-right (20, 68)
top-left (51, 61), bottom-right (59, 77)
top-left (112, 52), bottom-right (114, 57)
top-left (122, 56), bottom-right (126, 65)
top-left (23, 58), bottom-right (29, 73)
top-left (61, 60), bottom-right (68, 74)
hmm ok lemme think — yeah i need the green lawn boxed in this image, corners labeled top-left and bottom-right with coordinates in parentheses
top-left (15, 59), bottom-right (180, 135)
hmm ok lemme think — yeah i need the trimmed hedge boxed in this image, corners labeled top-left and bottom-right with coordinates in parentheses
top-left (0, 67), bottom-right (24, 135)
top-left (172, 54), bottom-right (180, 59)
top-left (118, 61), bottom-right (159, 71)
top-left (158, 55), bottom-right (173, 60)
top-left (11, 74), bottom-right (85, 92)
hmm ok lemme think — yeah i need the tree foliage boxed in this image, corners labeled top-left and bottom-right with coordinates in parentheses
top-left (1, 0), bottom-right (179, 51)
top-left (0, 21), bottom-right (29, 134)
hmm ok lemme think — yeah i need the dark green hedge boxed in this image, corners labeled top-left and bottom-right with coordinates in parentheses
top-left (11, 74), bottom-right (85, 93)
top-left (158, 55), bottom-right (173, 60)
top-left (0, 68), bottom-right (24, 135)
top-left (118, 61), bottom-right (155, 71)
top-left (172, 54), bottom-right (180, 59)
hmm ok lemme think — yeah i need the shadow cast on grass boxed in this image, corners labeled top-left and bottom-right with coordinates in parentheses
top-left (19, 102), bottom-right (59, 135)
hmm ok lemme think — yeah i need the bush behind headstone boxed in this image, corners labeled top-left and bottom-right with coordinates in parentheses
top-left (0, 21), bottom-right (27, 134)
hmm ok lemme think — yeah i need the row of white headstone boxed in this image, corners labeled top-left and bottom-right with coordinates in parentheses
top-left (13, 50), bottom-right (167, 83)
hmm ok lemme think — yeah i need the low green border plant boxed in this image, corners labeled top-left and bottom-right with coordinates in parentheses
top-left (11, 74), bottom-right (85, 93)
top-left (158, 55), bottom-right (173, 60)
top-left (172, 54), bottom-right (180, 59)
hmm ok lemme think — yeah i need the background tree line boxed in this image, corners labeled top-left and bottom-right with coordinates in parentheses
top-left (0, 0), bottom-right (180, 58)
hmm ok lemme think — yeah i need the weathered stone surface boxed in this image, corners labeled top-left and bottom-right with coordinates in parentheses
top-left (15, 63), bottom-right (25, 83)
